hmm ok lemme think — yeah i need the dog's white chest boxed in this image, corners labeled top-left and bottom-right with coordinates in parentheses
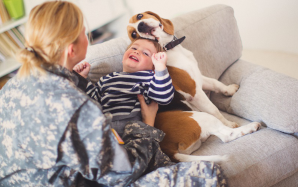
top-left (166, 45), bottom-right (202, 85)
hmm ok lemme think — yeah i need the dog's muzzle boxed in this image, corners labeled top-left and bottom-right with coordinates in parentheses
top-left (137, 21), bottom-right (154, 34)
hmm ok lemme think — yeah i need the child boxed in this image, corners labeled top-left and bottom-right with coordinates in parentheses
top-left (74, 38), bottom-right (175, 136)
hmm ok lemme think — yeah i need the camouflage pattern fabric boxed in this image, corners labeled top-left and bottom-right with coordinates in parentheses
top-left (0, 66), bottom-right (227, 186)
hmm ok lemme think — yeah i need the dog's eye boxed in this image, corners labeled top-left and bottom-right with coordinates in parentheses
top-left (137, 14), bottom-right (143, 20)
top-left (131, 31), bottom-right (137, 38)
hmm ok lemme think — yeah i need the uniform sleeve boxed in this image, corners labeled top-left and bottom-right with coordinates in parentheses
top-left (49, 99), bottom-right (130, 186)
top-left (85, 79), bottom-right (103, 103)
top-left (51, 99), bottom-right (173, 186)
top-left (132, 160), bottom-right (227, 186)
top-left (146, 68), bottom-right (175, 105)
top-left (121, 122), bottom-right (175, 176)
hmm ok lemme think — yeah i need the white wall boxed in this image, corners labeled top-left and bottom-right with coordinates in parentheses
top-left (23, 0), bottom-right (298, 55)
top-left (120, 0), bottom-right (298, 55)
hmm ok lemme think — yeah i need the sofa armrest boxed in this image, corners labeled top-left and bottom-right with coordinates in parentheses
top-left (211, 59), bottom-right (298, 133)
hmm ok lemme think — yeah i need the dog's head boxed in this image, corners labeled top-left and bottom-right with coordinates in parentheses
top-left (127, 11), bottom-right (174, 45)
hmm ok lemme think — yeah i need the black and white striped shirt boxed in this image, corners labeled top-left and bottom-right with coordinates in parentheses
top-left (86, 69), bottom-right (174, 121)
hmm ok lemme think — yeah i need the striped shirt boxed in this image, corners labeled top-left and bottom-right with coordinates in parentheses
top-left (86, 69), bottom-right (174, 121)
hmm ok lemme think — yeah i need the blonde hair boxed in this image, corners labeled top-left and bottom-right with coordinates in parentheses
top-left (17, 1), bottom-right (84, 77)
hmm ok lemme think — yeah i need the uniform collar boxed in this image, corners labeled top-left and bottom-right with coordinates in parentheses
top-left (44, 65), bottom-right (79, 86)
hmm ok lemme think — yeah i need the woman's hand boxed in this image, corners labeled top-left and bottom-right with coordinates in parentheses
top-left (138, 94), bottom-right (158, 127)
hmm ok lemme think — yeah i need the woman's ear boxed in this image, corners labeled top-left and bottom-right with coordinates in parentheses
top-left (67, 43), bottom-right (75, 58)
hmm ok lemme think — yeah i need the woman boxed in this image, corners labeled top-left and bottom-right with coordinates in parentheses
top-left (0, 1), bottom-right (226, 186)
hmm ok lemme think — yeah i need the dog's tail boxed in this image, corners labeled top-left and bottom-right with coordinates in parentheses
top-left (174, 153), bottom-right (229, 163)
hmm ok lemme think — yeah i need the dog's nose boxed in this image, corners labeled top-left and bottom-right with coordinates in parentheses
top-left (138, 21), bottom-right (153, 34)
top-left (138, 21), bottom-right (145, 32)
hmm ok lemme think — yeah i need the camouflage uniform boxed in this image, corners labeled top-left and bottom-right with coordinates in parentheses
top-left (0, 66), bottom-right (227, 186)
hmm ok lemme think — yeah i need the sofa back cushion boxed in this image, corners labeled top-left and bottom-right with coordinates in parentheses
top-left (85, 4), bottom-right (242, 83)
top-left (172, 4), bottom-right (242, 79)
top-left (85, 37), bottom-right (130, 83)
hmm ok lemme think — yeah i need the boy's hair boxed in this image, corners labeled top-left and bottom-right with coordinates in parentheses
top-left (17, 1), bottom-right (84, 77)
top-left (126, 38), bottom-right (164, 53)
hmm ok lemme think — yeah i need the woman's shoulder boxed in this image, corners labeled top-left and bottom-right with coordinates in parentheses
top-left (1, 73), bottom-right (90, 109)
top-left (0, 72), bottom-right (104, 128)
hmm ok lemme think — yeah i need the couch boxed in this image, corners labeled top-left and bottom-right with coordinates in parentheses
top-left (84, 4), bottom-right (298, 187)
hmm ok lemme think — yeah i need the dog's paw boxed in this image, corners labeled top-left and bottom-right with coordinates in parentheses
top-left (240, 122), bottom-right (261, 135)
top-left (223, 84), bottom-right (239, 96)
top-left (225, 121), bottom-right (239, 128)
top-left (250, 122), bottom-right (261, 132)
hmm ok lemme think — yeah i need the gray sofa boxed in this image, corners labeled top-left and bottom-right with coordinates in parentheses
top-left (84, 4), bottom-right (298, 187)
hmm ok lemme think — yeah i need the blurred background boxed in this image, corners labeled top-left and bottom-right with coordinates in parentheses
top-left (114, 0), bottom-right (298, 79)
top-left (1, 0), bottom-right (297, 84)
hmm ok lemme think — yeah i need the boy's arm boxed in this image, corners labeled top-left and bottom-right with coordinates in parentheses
top-left (146, 52), bottom-right (174, 105)
top-left (85, 79), bottom-right (103, 103)
top-left (73, 61), bottom-right (103, 102)
top-left (147, 69), bottom-right (175, 105)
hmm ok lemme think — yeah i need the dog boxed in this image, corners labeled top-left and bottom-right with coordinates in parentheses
top-left (127, 11), bottom-right (260, 162)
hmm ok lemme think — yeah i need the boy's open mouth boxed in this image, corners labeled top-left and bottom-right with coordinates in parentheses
top-left (129, 55), bottom-right (139, 62)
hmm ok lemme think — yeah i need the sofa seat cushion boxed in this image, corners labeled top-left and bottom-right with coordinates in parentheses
top-left (192, 112), bottom-right (298, 187)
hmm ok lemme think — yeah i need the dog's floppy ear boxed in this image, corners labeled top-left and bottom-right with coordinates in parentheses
top-left (145, 11), bottom-right (174, 35)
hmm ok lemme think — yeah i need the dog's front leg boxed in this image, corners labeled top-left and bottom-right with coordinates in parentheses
top-left (190, 89), bottom-right (239, 128)
top-left (202, 76), bottom-right (239, 96)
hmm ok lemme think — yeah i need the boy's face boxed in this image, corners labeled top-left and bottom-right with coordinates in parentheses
top-left (122, 39), bottom-right (157, 73)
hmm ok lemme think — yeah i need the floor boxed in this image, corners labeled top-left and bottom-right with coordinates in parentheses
top-left (241, 49), bottom-right (298, 80)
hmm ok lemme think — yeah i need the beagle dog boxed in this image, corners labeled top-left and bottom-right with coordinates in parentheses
top-left (127, 11), bottom-right (260, 162)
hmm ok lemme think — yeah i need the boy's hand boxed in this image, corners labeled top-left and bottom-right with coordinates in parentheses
top-left (73, 61), bottom-right (90, 78)
top-left (152, 52), bottom-right (167, 71)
